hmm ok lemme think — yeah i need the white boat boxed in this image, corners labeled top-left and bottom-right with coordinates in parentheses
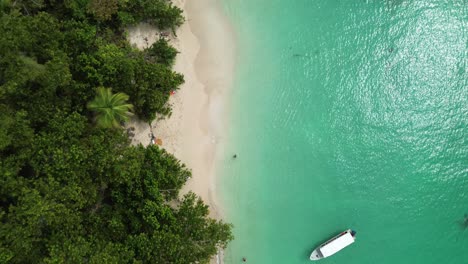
top-left (310, 229), bottom-right (356, 260)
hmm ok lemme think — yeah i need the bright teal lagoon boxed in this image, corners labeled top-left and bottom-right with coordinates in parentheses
top-left (219, 1), bottom-right (467, 264)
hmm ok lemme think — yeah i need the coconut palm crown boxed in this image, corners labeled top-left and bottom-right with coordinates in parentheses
top-left (87, 87), bottom-right (134, 128)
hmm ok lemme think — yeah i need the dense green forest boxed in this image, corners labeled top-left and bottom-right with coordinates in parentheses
top-left (0, 0), bottom-right (232, 263)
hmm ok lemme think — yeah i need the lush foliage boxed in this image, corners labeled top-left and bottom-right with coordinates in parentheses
top-left (87, 87), bottom-right (134, 128)
top-left (120, 0), bottom-right (184, 31)
top-left (0, 1), bottom-right (232, 263)
top-left (147, 38), bottom-right (179, 67)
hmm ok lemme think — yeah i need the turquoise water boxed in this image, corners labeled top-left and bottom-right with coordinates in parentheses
top-left (219, 0), bottom-right (467, 263)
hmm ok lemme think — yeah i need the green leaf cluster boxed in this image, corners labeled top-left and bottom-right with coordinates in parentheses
top-left (146, 38), bottom-right (179, 67)
top-left (119, 0), bottom-right (185, 30)
top-left (0, 1), bottom-right (232, 263)
top-left (87, 87), bottom-right (134, 128)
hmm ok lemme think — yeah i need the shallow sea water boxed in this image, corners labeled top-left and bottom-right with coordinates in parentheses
top-left (219, 1), bottom-right (467, 263)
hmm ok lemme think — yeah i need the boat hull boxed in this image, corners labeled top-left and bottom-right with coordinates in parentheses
top-left (309, 249), bottom-right (323, 261)
top-left (309, 229), bottom-right (356, 261)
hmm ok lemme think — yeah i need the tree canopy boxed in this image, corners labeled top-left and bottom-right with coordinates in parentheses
top-left (87, 87), bottom-right (134, 128)
top-left (0, 1), bottom-right (232, 263)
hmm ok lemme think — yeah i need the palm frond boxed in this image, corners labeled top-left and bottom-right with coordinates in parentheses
top-left (87, 87), bottom-right (134, 128)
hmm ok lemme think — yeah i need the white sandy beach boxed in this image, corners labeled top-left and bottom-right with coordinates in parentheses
top-left (127, 0), bottom-right (235, 230)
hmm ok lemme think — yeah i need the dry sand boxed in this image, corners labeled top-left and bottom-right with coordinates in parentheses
top-left (127, 0), bottom-right (235, 231)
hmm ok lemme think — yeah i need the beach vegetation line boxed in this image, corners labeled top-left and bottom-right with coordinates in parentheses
top-left (0, 0), bottom-right (233, 263)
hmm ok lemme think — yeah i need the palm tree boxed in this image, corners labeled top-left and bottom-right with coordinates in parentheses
top-left (87, 87), bottom-right (134, 128)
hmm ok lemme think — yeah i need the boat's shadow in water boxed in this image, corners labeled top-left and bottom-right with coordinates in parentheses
top-left (456, 214), bottom-right (468, 229)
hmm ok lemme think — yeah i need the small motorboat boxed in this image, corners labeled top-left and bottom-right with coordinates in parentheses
top-left (310, 229), bottom-right (356, 260)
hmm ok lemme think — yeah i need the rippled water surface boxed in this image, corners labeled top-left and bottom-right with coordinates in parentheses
top-left (219, 1), bottom-right (467, 263)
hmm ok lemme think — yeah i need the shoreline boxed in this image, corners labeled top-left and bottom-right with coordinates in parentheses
top-left (181, 0), bottom-right (235, 220)
top-left (128, 0), bottom-right (235, 225)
